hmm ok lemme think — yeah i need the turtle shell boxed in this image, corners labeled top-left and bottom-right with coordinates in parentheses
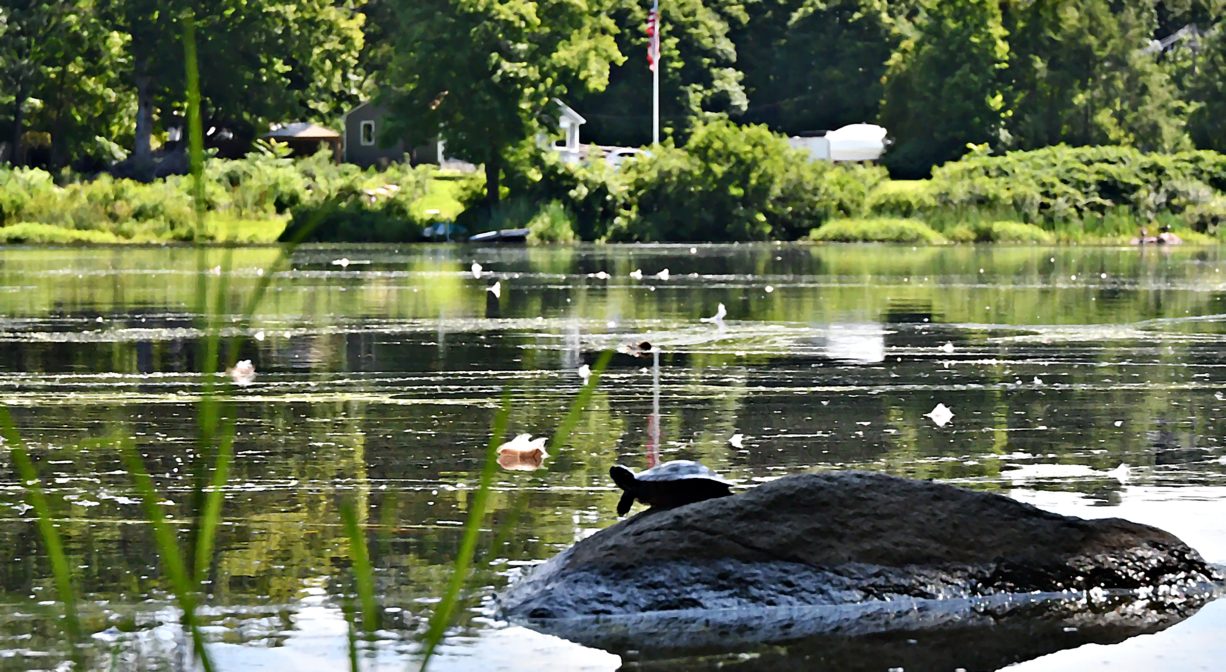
top-left (636, 460), bottom-right (728, 483)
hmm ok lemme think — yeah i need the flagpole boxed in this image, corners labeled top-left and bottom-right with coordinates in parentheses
top-left (652, 25), bottom-right (659, 146)
top-left (651, 0), bottom-right (660, 145)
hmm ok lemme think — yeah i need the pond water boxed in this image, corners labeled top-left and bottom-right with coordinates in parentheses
top-left (1, 243), bottom-right (1225, 671)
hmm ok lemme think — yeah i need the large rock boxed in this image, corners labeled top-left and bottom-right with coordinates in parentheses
top-left (500, 471), bottom-right (1223, 654)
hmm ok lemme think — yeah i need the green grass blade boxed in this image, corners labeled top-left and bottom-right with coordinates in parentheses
top-left (341, 499), bottom-right (379, 636)
top-left (117, 437), bottom-right (215, 672)
top-left (549, 349), bottom-right (613, 449)
top-left (0, 408), bottom-right (83, 666)
top-left (419, 391), bottom-right (513, 670)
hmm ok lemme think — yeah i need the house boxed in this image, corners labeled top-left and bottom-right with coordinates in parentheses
top-left (343, 101), bottom-right (444, 168)
top-left (343, 98), bottom-right (587, 168)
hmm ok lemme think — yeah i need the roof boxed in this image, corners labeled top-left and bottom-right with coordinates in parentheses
top-left (263, 122), bottom-right (340, 140)
top-left (553, 99), bottom-right (586, 125)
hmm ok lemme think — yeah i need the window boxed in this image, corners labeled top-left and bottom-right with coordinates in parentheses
top-left (360, 120), bottom-right (375, 146)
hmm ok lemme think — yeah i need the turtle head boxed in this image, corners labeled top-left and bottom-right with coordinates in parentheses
top-left (609, 465), bottom-right (636, 491)
top-left (609, 465), bottom-right (638, 516)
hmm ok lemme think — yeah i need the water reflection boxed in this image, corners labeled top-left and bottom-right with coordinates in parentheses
top-left (0, 244), bottom-right (1225, 670)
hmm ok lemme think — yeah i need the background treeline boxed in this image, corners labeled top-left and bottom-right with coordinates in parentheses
top-left (3, 1), bottom-right (1225, 177)
top-left (2, 0), bottom-right (1226, 244)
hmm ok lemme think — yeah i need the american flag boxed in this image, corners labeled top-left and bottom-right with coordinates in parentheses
top-left (646, 0), bottom-right (661, 72)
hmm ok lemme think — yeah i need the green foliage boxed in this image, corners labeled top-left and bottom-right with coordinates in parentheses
top-left (808, 217), bottom-right (946, 243)
top-left (502, 144), bottom-right (630, 240)
top-left (609, 120), bottom-right (885, 241)
top-left (928, 145), bottom-right (1226, 225)
top-left (1003, 0), bottom-right (1188, 153)
top-left (282, 190), bottom-right (423, 243)
top-left (0, 156), bottom-right (433, 243)
top-left (879, 0), bottom-right (1010, 177)
top-left (738, 0), bottom-right (898, 134)
top-left (866, 180), bottom-right (937, 217)
top-left (945, 220), bottom-right (1055, 244)
top-left (575, 0), bottom-right (747, 146)
top-left (384, 0), bottom-right (623, 202)
top-left (1187, 19), bottom-right (1226, 152)
top-left (527, 201), bottom-right (579, 244)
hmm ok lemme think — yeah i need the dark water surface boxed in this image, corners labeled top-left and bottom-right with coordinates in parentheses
top-left (1, 244), bottom-right (1225, 671)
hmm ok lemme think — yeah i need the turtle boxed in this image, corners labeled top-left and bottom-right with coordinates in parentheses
top-left (609, 460), bottom-right (732, 516)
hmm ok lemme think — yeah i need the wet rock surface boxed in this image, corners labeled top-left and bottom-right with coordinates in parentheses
top-left (500, 471), bottom-right (1223, 652)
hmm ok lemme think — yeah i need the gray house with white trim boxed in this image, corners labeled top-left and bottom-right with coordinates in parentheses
top-left (343, 101), bottom-right (444, 168)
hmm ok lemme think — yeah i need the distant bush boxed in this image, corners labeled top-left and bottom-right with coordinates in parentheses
top-left (0, 222), bottom-right (126, 244)
top-left (281, 186), bottom-right (423, 243)
top-left (866, 180), bottom-right (937, 218)
top-left (0, 153), bottom-right (434, 243)
top-left (526, 201), bottom-right (578, 243)
top-left (808, 218), bottom-right (946, 243)
top-left (929, 145), bottom-right (1226, 225)
top-left (605, 121), bottom-right (886, 242)
top-left (945, 220), bottom-right (1055, 244)
top-left (502, 145), bottom-right (629, 241)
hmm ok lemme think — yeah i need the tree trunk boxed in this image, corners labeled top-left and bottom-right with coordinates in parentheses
top-left (484, 146), bottom-right (502, 205)
top-left (133, 72), bottom-right (154, 168)
top-left (10, 84), bottom-right (26, 167)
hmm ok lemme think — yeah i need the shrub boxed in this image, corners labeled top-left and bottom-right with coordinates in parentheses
top-left (866, 180), bottom-right (937, 218)
top-left (929, 145), bottom-right (1226, 225)
top-left (502, 144), bottom-right (629, 241)
top-left (808, 218), bottom-right (946, 243)
top-left (944, 220), bottom-right (1055, 244)
top-left (526, 201), bottom-right (578, 244)
top-left (281, 186), bottom-right (423, 243)
top-left (0, 222), bottom-right (126, 244)
top-left (608, 121), bottom-right (886, 242)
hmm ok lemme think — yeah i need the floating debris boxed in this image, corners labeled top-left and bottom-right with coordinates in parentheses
top-left (941, 342), bottom-right (955, 354)
top-left (488, 281), bottom-right (502, 300)
top-left (228, 360), bottom-right (256, 387)
top-left (926, 403), bottom-right (954, 427)
top-left (578, 364), bottom-right (591, 384)
top-left (471, 262), bottom-right (483, 279)
top-left (497, 434), bottom-right (548, 471)
top-left (629, 269), bottom-right (644, 280)
top-left (701, 303), bottom-right (727, 324)
top-left (656, 268), bottom-right (670, 281)
top-left (729, 433), bottom-right (745, 449)
top-left (331, 258), bottom-right (351, 269)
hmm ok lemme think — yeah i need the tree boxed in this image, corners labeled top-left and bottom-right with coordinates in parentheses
top-left (98, 0), bottom-right (366, 169)
top-left (1187, 17), bottom-right (1226, 151)
top-left (0, 1), bottom-right (121, 166)
top-left (573, 0), bottom-right (747, 146)
top-left (747, 0), bottom-right (898, 134)
top-left (384, 0), bottom-right (622, 203)
top-left (1003, 0), bottom-right (1188, 152)
top-left (879, 0), bottom-right (1010, 177)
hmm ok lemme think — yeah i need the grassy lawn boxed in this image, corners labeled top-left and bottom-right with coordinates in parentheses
top-left (412, 170), bottom-right (471, 220)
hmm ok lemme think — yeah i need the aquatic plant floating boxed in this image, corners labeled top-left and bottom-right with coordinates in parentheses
top-left (471, 262), bottom-right (483, 279)
top-left (926, 403), bottom-right (954, 427)
top-left (488, 281), bottom-right (501, 300)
